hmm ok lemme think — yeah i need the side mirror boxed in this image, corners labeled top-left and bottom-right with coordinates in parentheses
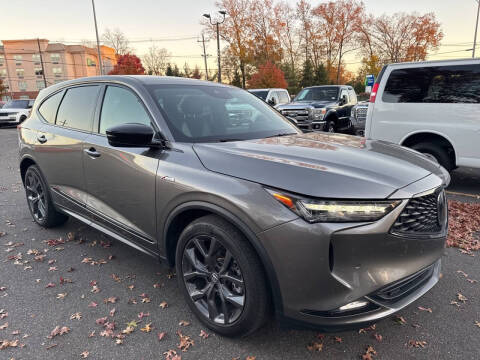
top-left (268, 98), bottom-right (276, 106)
top-left (340, 95), bottom-right (348, 105)
top-left (106, 123), bottom-right (155, 147)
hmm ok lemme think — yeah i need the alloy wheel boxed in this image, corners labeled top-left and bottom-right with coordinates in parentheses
top-left (25, 171), bottom-right (47, 222)
top-left (182, 234), bottom-right (245, 325)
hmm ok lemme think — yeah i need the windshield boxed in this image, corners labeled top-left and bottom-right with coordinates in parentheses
top-left (294, 87), bottom-right (339, 102)
top-left (148, 84), bottom-right (298, 143)
top-left (248, 90), bottom-right (268, 101)
top-left (3, 100), bottom-right (30, 109)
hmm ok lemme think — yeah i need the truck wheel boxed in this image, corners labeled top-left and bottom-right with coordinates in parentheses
top-left (326, 120), bottom-right (336, 133)
top-left (176, 215), bottom-right (269, 337)
top-left (411, 142), bottom-right (454, 172)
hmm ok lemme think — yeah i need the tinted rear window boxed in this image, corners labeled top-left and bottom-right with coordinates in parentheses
top-left (383, 64), bottom-right (480, 104)
top-left (38, 91), bottom-right (63, 124)
top-left (56, 86), bottom-right (100, 131)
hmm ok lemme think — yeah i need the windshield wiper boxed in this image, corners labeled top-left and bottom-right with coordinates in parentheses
top-left (264, 132), bottom-right (296, 139)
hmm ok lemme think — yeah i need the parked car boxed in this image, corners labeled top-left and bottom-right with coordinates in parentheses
top-left (248, 88), bottom-right (290, 107)
top-left (276, 85), bottom-right (358, 133)
top-left (366, 58), bottom-right (480, 171)
top-left (0, 101), bottom-right (6, 109)
top-left (19, 76), bottom-right (449, 337)
top-left (349, 101), bottom-right (369, 136)
top-left (0, 99), bottom-right (34, 126)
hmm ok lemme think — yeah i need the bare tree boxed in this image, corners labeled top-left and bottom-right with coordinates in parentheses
top-left (102, 28), bottom-right (131, 55)
top-left (142, 46), bottom-right (170, 75)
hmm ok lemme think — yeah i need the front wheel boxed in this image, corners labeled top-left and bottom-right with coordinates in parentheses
top-left (175, 215), bottom-right (269, 337)
top-left (325, 119), bottom-right (336, 133)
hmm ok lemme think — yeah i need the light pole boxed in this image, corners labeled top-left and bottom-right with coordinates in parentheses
top-left (473, 0), bottom-right (480, 57)
top-left (91, 0), bottom-right (104, 75)
top-left (203, 11), bottom-right (226, 83)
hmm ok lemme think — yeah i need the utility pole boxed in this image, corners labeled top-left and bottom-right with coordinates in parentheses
top-left (37, 38), bottom-right (47, 88)
top-left (91, 0), bottom-right (104, 75)
top-left (198, 33), bottom-right (209, 80)
top-left (203, 11), bottom-right (226, 83)
top-left (473, 0), bottom-right (480, 58)
top-left (3, 50), bottom-right (14, 99)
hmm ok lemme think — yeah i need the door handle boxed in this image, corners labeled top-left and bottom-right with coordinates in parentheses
top-left (37, 134), bottom-right (47, 144)
top-left (84, 147), bottom-right (101, 158)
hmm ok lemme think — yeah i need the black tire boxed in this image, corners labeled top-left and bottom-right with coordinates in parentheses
top-left (325, 119), bottom-right (336, 133)
top-left (24, 165), bottom-right (68, 228)
top-left (411, 142), bottom-right (454, 172)
top-left (175, 215), bottom-right (269, 337)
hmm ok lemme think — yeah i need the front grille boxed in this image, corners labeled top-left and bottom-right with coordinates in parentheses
top-left (369, 265), bottom-right (435, 304)
top-left (281, 109), bottom-right (310, 123)
top-left (0, 113), bottom-right (9, 117)
top-left (354, 106), bottom-right (367, 121)
top-left (391, 189), bottom-right (446, 236)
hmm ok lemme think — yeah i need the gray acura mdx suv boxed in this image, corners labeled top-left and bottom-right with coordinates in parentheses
top-left (19, 76), bottom-right (449, 337)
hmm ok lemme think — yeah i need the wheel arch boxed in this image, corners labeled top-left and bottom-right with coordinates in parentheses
top-left (400, 131), bottom-right (456, 164)
top-left (19, 156), bottom-right (37, 185)
top-left (163, 201), bottom-right (283, 316)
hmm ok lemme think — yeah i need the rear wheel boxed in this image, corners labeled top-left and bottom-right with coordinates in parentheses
top-left (175, 215), bottom-right (269, 337)
top-left (24, 165), bottom-right (68, 228)
top-left (411, 142), bottom-right (454, 172)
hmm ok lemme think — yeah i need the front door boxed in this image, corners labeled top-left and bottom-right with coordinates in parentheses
top-left (83, 85), bottom-right (159, 251)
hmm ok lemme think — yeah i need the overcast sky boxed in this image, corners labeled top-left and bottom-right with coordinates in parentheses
top-left (1, 0), bottom-right (477, 72)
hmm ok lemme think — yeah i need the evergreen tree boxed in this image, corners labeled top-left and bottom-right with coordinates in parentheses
top-left (300, 59), bottom-right (315, 88)
top-left (313, 63), bottom-right (329, 85)
top-left (280, 62), bottom-right (299, 95)
top-left (165, 63), bottom-right (174, 77)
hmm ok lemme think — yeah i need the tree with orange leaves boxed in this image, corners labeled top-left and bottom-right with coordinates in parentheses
top-left (312, 0), bottom-right (365, 84)
top-left (367, 12), bottom-right (443, 63)
top-left (248, 61), bottom-right (287, 89)
top-left (108, 54), bottom-right (145, 75)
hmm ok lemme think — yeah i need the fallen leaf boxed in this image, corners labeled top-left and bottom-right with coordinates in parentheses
top-left (88, 301), bottom-right (98, 308)
top-left (199, 330), bottom-right (209, 339)
top-left (0, 322), bottom-right (8, 330)
top-left (158, 331), bottom-right (166, 341)
top-left (333, 336), bottom-right (342, 343)
top-left (362, 345), bottom-right (377, 360)
top-left (408, 340), bottom-right (427, 348)
top-left (109, 308), bottom-right (116, 317)
top-left (457, 293), bottom-right (468, 303)
top-left (178, 320), bottom-right (190, 327)
top-left (70, 312), bottom-right (82, 320)
top-left (140, 323), bottom-right (153, 333)
top-left (177, 331), bottom-right (194, 352)
top-left (374, 333), bottom-right (383, 342)
top-left (418, 306), bottom-right (432, 313)
top-left (104, 297), bottom-right (118, 304)
top-left (80, 351), bottom-right (89, 358)
top-left (159, 301), bottom-right (168, 309)
top-left (394, 315), bottom-right (407, 325)
top-left (474, 321), bottom-right (480, 328)
top-left (307, 341), bottom-right (323, 352)
top-left (56, 292), bottom-right (67, 299)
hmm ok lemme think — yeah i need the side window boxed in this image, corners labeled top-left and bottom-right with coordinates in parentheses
top-left (56, 86), bottom-right (100, 131)
top-left (38, 91), bottom-right (63, 124)
top-left (383, 65), bottom-right (480, 104)
top-left (99, 86), bottom-right (151, 134)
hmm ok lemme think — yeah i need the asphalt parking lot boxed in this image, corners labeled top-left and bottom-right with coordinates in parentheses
top-left (0, 127), bottom-right (479, 359)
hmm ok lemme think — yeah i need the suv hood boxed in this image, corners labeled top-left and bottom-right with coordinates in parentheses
top-left (193, 132), bottom-right (446, 199)
top-left (277, 100), bottom-right (334, 109)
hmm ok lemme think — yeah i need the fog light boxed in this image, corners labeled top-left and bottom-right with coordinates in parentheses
top-left (339, 300), bottom-right (369, 311)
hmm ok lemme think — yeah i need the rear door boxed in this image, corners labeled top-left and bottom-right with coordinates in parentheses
top-left (34, 85), bottom-right (100, 215)
top-left (82, 84), bottom-right (159, 251)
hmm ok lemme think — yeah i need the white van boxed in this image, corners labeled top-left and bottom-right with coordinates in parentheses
top-left (366, 59), bottom-right (480, 171)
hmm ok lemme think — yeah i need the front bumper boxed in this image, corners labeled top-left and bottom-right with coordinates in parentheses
top-left (296, 120), bottom-right (326, 132)
top-left (0, 114), bottom-right (20, 124)
top-left (258, 199), bottom-right (446, 330)
top-left (349, 116), bottom-right (366, 136)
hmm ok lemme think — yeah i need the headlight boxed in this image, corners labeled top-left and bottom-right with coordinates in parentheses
top-left (266, 188), bottom-right (400, 223)
top-left (309, 108), bottom-right (326, 120)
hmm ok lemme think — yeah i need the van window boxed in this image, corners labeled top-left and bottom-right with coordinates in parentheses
top-left (277, 91), bottom-right (290, 104)
top-left (348, 89), bottom-right (357, 104)
top-left (56, 86), bottom-right (100, 131)
top-left (38, 91), bottom-right (63, 124)
top-left (383, 64), bottom-right (480, 104)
